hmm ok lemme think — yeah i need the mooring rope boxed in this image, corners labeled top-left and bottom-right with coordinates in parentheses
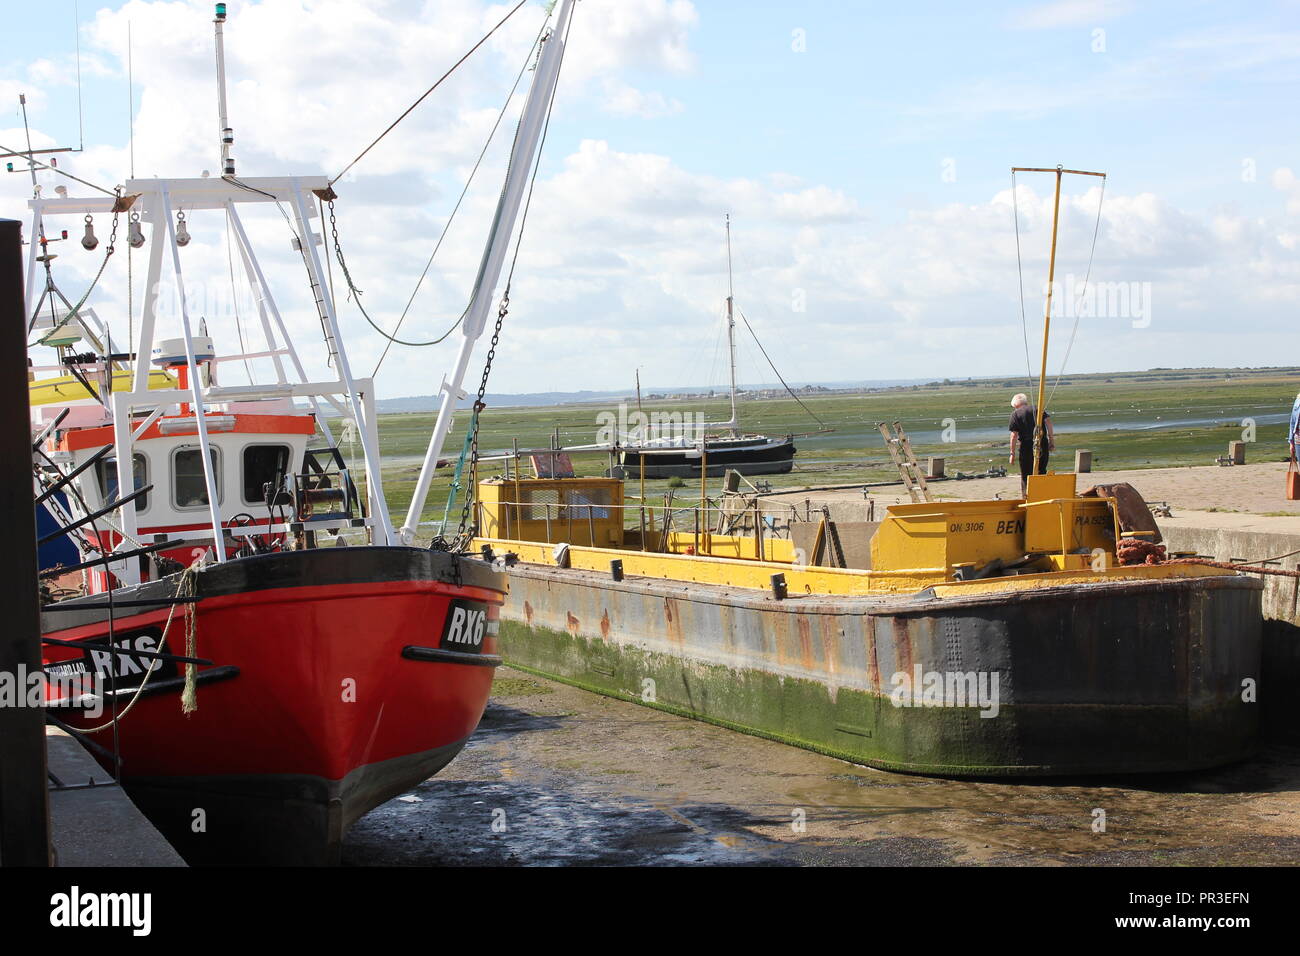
top-left (73, 560), bottom-right (203, 732)
top-left (1117, 537), bottom-right (1300, 577)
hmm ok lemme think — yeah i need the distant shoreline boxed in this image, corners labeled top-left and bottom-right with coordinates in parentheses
top-left (367, 365), bottom-right (1300, 415)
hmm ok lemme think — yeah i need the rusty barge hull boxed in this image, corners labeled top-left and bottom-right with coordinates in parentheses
top-left (496, 565), bottom-right (1262, 776)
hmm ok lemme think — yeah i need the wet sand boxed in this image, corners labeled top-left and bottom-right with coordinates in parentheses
top-left (343, 670), bottom-right (1300, 867)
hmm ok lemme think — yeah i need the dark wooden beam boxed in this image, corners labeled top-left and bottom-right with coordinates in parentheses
top-left (0, 217), bottom-right (53, 866)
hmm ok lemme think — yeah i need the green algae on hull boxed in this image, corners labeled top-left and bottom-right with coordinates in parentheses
top-left (495, 566), bottom-right (1262, 777)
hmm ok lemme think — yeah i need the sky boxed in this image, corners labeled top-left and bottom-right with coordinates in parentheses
top-left (2, 0), bottom-right (1299, 400)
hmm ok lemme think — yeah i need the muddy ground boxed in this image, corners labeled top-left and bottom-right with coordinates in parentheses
top-left (343, 669), bottom-right (1300, 867)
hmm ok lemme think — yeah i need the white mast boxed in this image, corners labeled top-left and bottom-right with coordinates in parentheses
top-left (214, 3), bottom-right (234, 175)
top-left (724, 213), bottom-right (738, 437)
top-left (400, 0), bottom-right (575, 543)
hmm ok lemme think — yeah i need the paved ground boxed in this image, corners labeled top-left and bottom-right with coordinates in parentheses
top-left (46, 727), bottom-right (186, 867)
top-left (772, 461), bottom-right (1299, 518)
top-left (342, 669), bottom-right (1300, 867)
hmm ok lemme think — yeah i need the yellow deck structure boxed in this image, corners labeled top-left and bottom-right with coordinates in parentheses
top-left (29, 369), bottom-right (176, 406)
top-left (472, 472), bottom-right (1236, 597)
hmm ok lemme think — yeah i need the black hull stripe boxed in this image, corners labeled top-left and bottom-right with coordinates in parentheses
top-left (401, 645), bottom-right (503, 667)
top-left (44, 547), bottom-right (505, 635)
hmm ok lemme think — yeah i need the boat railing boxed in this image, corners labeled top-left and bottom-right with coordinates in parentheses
top-left (467, 494), bottom-right (795, 561)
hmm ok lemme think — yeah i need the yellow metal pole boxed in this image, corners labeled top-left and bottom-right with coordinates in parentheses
top-left (1034, 166), bottom-right (1064, 477)
top-left (699, 446), bottom-right (709, 554)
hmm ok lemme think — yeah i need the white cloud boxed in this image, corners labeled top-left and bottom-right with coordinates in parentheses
top-left (1008, 1), bottom-right (1132, 31)
top-left (600, 80), bottom-right (683, 119)
top-left (3, 0), bottom-right (1299, 403)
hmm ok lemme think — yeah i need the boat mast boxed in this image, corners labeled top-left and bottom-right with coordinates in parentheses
top-left (400, 0), bottom-right (575, 543)
top-left (214, 3), bottom-right (234, 175)
top-left (725, 214), bottom-right (738, 437)
top-left (1033, 168), bottom-right (1062, 477)
top-left (1011, 164), bottom-right (1106, 475)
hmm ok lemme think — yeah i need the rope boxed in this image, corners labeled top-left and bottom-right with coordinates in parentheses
top-left (179, 565), bottom-right (200, 714)
top-left (69, 561), bottom-right (202, 732)
top-left (1170, 558), bottom-right (1300, 578)
top-left (1117, 538), bottom-right (1300, 577)
top-left (452, 3), bottom-right (572, 551)
top-left (1046, 175), bottom-right (1106, 409)
top-left (735, 305), bottom-right (827, 428)
top-left (224, 210), bottom-right (255, 385)
top-left (370, 18), bottom-right (549, 371)
top-left (439, 424), bottom-right (476, 537)
top-left (1010, 170), bottom-right (1035, 390)
top-left (329, 0), bottom-right (531, 187)
top-left (30, 201), bottom-right (120, 343)
top-left (328, 204), bottom-right (466, 347)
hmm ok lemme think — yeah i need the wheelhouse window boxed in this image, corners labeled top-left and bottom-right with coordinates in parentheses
top-left (173, 445), bottom-right (222, 510)
top-left (95, 454), bottom-right (149, 512)
top-left (243, 444), bottom-right (291, 505)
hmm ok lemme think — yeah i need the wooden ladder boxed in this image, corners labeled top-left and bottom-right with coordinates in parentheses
top-left (878, 421), bottom-right (933, 503)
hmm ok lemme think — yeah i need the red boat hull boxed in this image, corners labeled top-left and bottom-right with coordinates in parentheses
top-left (42, 547), bottom-right (506, 864)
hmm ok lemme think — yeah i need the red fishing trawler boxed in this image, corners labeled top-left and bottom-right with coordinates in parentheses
top-left (28, 0), bottom-right (576, 863)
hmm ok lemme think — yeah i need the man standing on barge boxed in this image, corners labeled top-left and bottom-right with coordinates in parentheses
top-left (1009, 392), bottom-right (1055, 498)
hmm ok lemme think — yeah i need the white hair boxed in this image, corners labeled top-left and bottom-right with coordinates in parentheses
top-left (1011, 393), bottom-right (1029, 408)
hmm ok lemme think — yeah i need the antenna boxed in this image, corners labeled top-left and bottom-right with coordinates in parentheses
top-left (127, 20), bottom-right (135, 177)
top-left (214, 3), bottom-right (234, 176)
top-left (20, 94), bottom-right (40, 194)
top-left (74, 0), bottom-right (84, 151)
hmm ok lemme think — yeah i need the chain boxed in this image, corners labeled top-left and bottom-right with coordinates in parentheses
top-left (36, 194), bottom-right (121, 344)
top-left (447, 291), bottom-right (509, 553)
top-left (327, 200), bottom-right (463, 348)
top-left (35, 199), bottom-right (120, 351)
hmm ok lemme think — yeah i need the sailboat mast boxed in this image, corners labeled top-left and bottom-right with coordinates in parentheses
top-left (725, 214), bottom-right (738, 437)
top-left (1011, 163), bottom-right (1106, 476)
top-left (1033, 167), bottom-right (1063, 475)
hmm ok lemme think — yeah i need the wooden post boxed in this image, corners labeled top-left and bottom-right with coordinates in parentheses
top-left (0, 218), bottom-right (53, 866)
top-left (1075, 449), bottom-right (1093, 473)
top-left (1229, 441), bottom-right (1246, 466)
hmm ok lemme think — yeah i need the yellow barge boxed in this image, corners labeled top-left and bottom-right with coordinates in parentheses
top-left (471, 471), bottom-right (1262, 775)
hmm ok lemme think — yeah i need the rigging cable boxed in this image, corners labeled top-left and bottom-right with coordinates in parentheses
top-left (450, 3), bottom-right (573, 549)
top-left (371, 16), bottom-right (549, 371)
top-left (0, 142), bottom-right (116, 196)
top-left (328, 0), bottom-right (531, 188)
top-left (224, 210), bottom-right (255, 385)
top-left (736, 305), bottom-right (827, 427)
top-left (1046, 175), bottom-right (1107, 409)
top-left (1010, 170), bottom-right (1035, 391)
